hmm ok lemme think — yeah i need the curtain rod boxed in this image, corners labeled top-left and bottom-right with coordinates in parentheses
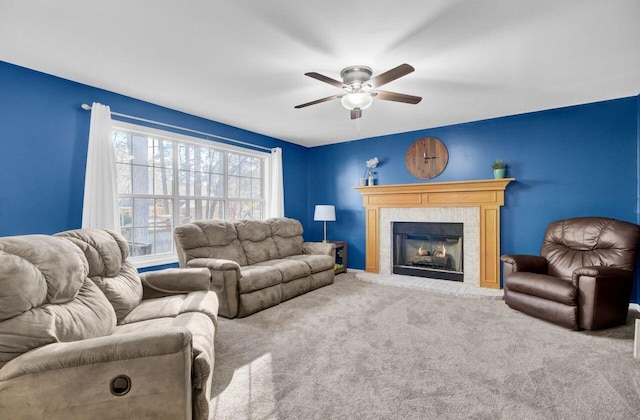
top-left (81, 103), bottom-right (274, 152)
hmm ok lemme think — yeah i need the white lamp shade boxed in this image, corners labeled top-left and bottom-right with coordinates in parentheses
top-left (341, 93), bottom-right (373, 110)
top-left (314, 205), bottom-right (336, 221)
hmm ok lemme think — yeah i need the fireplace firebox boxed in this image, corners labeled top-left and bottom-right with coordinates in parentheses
top-left (392, 222), bottom-right (463, 282)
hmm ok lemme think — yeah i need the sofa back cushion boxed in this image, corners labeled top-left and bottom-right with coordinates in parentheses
top-left (268, 218), bottom-right (304, 258)
top-left (0, 235), bottom-right (116, 369)
top-left (56, 229), bottom-right (143, 322)
top-left (541, 217), bottom-right (640, 280)
top-left (235, 219), bottom-right (278, 265)
top-left (174, 220), bottom-right (248, 266)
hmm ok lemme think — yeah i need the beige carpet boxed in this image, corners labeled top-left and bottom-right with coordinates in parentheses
top-left (210, 273), bottom-right (640, 419)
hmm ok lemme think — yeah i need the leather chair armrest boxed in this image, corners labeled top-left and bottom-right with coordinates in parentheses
top-left (573, 265), bottom-right (634, 281)
top-left (0, 327), bottom-right (192, 381)
top-left (500, 254), bottom-right (548, 274)
top-left (573, 266), bottom-right (634, 330)
top-left (303, 242), bottom-right (335, 256)
top-left (140, 268), bottom-right (211, 299)
top-left (186, 258), bottom-right (241, 318)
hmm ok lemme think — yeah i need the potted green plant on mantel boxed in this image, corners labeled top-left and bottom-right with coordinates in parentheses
top-left (491, 160), bottom-right (506, 179)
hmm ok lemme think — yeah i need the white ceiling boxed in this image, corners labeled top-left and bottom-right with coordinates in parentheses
top-left (1, 1), bottom-right (639, 147)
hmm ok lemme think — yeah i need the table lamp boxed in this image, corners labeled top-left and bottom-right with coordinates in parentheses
top-left (314, 205), bottom-right (336, 243)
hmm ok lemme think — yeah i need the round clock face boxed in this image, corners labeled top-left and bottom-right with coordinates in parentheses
top-left (405, 137), bottom-right (449, 179)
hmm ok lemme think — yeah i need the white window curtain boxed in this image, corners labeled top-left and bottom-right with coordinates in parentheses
top-left (81, 102), bottom-right (120, 230)
top-left (265, 147), bottom-right (284, 218)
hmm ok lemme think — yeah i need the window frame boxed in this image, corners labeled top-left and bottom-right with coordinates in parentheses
top-left (112, 121), bottom-right (270, 268)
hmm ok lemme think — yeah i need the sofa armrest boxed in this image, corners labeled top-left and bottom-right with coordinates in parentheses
top-left (500, 254), bottom-right (548, 274)
top-left (0, 327), bottom-right (191, 381)
top-left (186, 258), bottom-right (241, 319)
top-left (573, 266), bottom-right (634, 330)
top-left (187, 257), bottom-right (241, 272)
top-left (303, 242), bottom-right (335, 256)
top-left (140, 268), bottom-right (211, 299)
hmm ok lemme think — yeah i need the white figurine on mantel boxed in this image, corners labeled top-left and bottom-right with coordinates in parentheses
top-left (365, 157), bottom-right (378, 186)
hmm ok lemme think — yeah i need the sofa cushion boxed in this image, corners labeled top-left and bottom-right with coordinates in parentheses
top-left (268, 218), bottom-right (304, 258)
top-left (0, 235), bottom-right (116, 369)
top-left (286, 254), bottom-right (335, 274)
top-left (56, 229), bottom-right (144, 321)
top-left (235, 219), bottom-right (279, 264)
top-left (174, 220), bottom-right (248, 266)
top-left (119, 291), bottom-right (218, 327)
top-left (254, 259), bottom-right (311, 283)
top-left (505, 272), bottom-right (577, 305)
top-left (238, 265), bottom-right (282, 293)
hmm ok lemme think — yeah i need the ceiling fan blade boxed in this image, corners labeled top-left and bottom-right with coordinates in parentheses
top-left (374, 90), bottom-right (422, 104)
top-left (304, 72), bottom-right (345, 88)
top-left (368, 64), bottom-right (415, 88)
top-left (350, 109), bottom-right (362, 120)
top-left (294, 94), bottom-right (342, 109)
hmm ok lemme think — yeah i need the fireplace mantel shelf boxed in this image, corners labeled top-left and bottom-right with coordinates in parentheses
top-left (354, 178), bottom-right (515, 289)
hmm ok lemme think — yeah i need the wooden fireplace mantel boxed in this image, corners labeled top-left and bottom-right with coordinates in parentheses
top-left (354, 178), bottom-right (515, 289)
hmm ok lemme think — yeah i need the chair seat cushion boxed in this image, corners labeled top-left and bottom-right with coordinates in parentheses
top-left (505, 272), bottom-right (577, 305)
top-left (238, 265), bottom-right (282, 293)
top-left (286, 254), bottom-right (334, 273)
top-left (253, 259), bottom-right (311, 283)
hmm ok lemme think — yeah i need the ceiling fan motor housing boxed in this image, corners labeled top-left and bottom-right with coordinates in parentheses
top-left (340, 66), bottom-right (373, 90)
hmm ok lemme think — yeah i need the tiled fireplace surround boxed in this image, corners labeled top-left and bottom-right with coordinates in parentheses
top-left (380, 207), bottom-right (480, 286)
top-left (355, 179), bottom-right (514, 289)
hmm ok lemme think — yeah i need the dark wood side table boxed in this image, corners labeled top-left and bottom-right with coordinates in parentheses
top-left (329, 241), bottom-right (347, 274)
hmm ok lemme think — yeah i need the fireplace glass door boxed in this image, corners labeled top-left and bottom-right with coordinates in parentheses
top-left (392, 222), bottom-right (463, 282)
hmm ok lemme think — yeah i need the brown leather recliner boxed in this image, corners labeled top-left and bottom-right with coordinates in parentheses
top-left (501, 217), bottom-right (640, 330)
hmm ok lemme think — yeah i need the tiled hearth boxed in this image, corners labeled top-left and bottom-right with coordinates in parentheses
top-left (355, 271), bottom-right (504, 299)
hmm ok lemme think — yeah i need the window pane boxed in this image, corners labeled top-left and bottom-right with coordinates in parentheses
top-left (116, 163), bottom-right (132, 194)
top-left (228, 153), bottom-right (240, 176)
top-left (131, 165), bottom-right (153, 195)
top-left (113, 132), bottom-right (132, 164)
top-left (154, 139), bottom-right (172, 169)
top-left (228, 200), bottom-right (261, 221)
top-left (240, 177), bottom-right (251, 198)
top-left (179, 199), bottom-right (223, 224)
top-left (251, 179), bottom-right (262, 199)
top-left (154, 167), bottom-right (173, 196)
top-left (228, 176), bottom-right (239, 198)
top-left (252, 157), bottom-right (261, 178)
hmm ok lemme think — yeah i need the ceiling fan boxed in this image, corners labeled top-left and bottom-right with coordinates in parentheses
top-left (295, 63), bottom-right (422, 120)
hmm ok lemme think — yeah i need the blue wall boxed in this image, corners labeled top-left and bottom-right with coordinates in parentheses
top-left (306, 97), bottom-right (640, 298)
top-left (0, 61), bottom-right (308, 237)
top-left (2, 61), bottom-right (640, 302)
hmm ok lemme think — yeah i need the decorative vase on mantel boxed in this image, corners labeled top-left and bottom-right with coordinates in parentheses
top-left (490, 160), bottom-right (506, 179)
top-left (367, 171), bottom-right (375, 186)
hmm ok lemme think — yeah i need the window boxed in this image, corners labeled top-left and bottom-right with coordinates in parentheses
top-left (112, 122), bottom-right (267, 266)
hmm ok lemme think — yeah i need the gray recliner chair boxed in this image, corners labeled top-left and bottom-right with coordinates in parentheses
top-left (0, 229), bottom-right (219, 419)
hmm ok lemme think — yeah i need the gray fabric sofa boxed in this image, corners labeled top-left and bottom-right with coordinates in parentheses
top-left (174, 217), bottom-right (335, 318)
top-left (0, 229), bottom-right (219, 420)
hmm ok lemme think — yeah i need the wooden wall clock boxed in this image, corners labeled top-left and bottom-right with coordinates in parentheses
top-left (405, 137), bottom-right (448, 179)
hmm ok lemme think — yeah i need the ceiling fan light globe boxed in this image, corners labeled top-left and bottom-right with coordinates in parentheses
top-left (341, 93), bottom-right (373, 110)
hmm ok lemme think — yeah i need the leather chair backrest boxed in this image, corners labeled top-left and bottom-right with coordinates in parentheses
top-left (0, 235), bottom-right (116, 369)
top-left (174, 220), bottom-right (248, 267)
top-left (56, 229), bottom-right (143, 322)
top-left (541, 217), bottom-right (640, 280)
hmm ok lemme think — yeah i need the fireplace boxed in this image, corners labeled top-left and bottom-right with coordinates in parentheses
top-left (392, 222), bottom-right (464, 282)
